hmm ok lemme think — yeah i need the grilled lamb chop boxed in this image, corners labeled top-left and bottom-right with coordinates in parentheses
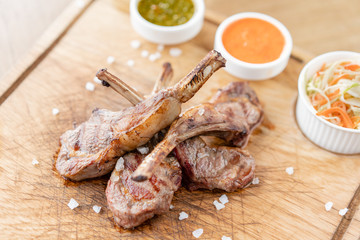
top-left (106, 66), bottom-right (182, 229)
top-left (106, 149), bottom-right (181, 229)
top-left (173, 82), bottom-right (261, 191)
top-left (210, 81), bottom-right (263, 132)
top-left (56, 50), bottom-right (226, 181)
top-left (174, 137), bottom-right (254, 191)
top-left (132, 82), bottom-right (263, 182)
top-left (207, 82), bottom-right (263, 147)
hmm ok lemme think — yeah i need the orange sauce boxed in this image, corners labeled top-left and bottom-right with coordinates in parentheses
top-left (222, 18), bottom-right (285, 64)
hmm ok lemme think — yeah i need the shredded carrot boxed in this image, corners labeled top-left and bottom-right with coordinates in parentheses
top-left (317, 107), bottom-right (355, 128)
top-left (344, 64), bottom-right (360, 71)
top-left (312, 89), bottom-right (340, 107)
top-left (340, 61), bottom-right (351, 66)
top-left (331, 100), bottom-right (347, 112)
top-left (316, 63), bottom-right (326, 77)
top-left (329, 74), bottom-right (350, 86)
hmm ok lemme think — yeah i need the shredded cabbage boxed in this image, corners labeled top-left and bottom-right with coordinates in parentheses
top-left (306, 60), bottom-right (360, 129)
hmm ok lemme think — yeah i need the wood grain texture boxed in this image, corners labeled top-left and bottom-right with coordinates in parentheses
top-left (0, 0), bottom-right (359, 239)
top-left (0, 0), bottom-right (93, 104)
top-left (332, 184), bottom-right (360, 240)
top-left (204, 0), bottom-right (360, 56)
top-left (0, 0), bottom-right (71, 79)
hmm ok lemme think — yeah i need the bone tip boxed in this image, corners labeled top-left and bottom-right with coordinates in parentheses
top-left (163, 62), bottom-right (171, 68)
top-left (210, 50), bottom-right (226, 66)
top-left (131, 175), bottom-right (148, 182)
top-left (101, 80), bottom-right (110, 87)
top-left (211, 49), bottom-right (221, 56)
top-left (96, 68), bottom-right (107, 77)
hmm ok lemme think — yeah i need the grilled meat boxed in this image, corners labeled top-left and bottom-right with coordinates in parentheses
top-left (210, 81), bottom-right (263, 132)
top-left (173, 82), bottom-right (262, 191)
top-left (56, 50), bottom-right (226, 181)
top-left (105, 64), bottom-right (182, 229)
top-left (106, 151), bottom-right (181, 229)
top-left (132, 82), bottom-right (263, 182)
top-left (174, 137), bottom-right (254, 191)
top-left (100, 75), bottom-right (261, 192)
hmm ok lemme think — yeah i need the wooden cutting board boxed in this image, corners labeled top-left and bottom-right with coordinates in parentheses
top-left (0, 0), bottom-right (359, 239)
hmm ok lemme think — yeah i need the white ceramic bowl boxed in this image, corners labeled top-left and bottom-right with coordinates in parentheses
top-left (214, 12), bottom-right (293, 80)
top-left (130, 0), bottom-right (205, 45)
top-left (296, 51), bottom-right (360, 154)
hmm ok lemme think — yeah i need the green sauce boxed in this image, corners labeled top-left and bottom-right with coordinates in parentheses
top-left (138, 0), bottom-right (194, 26)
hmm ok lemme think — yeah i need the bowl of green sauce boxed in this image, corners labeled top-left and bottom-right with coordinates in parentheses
top-left (130, 0), bottom-right (205, 44)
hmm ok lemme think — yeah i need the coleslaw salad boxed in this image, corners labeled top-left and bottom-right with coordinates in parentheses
top-left (306, 60), bottom-right (360, 129)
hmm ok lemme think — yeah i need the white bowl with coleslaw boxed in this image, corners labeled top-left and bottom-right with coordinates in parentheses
top-left (296, 51), bottom-right (360, 154)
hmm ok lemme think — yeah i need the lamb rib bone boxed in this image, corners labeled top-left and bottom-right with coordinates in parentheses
top-left (151, 62), bottom-right (174, 94)
top-left (96, 69), bottom-right (144, 105)
top-left (98, 62), bottom-right (174, 103)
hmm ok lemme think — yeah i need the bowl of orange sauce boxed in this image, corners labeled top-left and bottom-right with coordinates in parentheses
top-left (214, 12), bottom-right (292, 80)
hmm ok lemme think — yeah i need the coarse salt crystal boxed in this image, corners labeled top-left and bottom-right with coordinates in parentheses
top-left (115, 157), bottom-right (125, 171)
top-left (141, 50), bottom-right (149, 58)
top-left (192, 229), bottom-right (203, 238)
top-left (68, 198), bottom-right (79, 210)
top-left (222, 236), bottom-right (232, 240)
top-left (93, 76), bottom-right (102, 84)
top-left (157, 44), bottom-right (164, 52)
top-left (149, 52), bottom-right (162, 61)
top-left (169, 48), bottom-right (182, 57)
top-left (155, 52), bottom-right (161, 58)
top-left (131, 40), bottom-right (141, 49)
top-left (32, 158), bottom-right (39, 165)
top-left (169, 204), bottom-right (174, 210)
top-left (219, 194), bottom-right (229, 205)
top-left (213, 200), bottom-right (225, 210)
top-left (127, 59), bottom-right (135, 67)
top-left (107, 56), bottom-right (115, 64)
top-left (198, 108), bottom-right (205, 116)
top-left (85, 82), bottom-right (95, 91)
top-left (52, 108), bottom-right (60, 116)
top-left (179, 211), bottom-right (188, 220)
top-left (93, 205), bottom-right (101, 213)
top-left (286, 167), bottom-right (294, 175)
top-left (137, 146), bottom-right (149, 155)
top-left (339, 208), bottom-right (348, 216)
top-left (75, 0), bottom-right (85, 8)
top-left (149, 54), bottom-right (158, 62)
top-left (325, 202), bottom-right (333, 211)
top-left (252, 177), bottom-right (260, 185)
